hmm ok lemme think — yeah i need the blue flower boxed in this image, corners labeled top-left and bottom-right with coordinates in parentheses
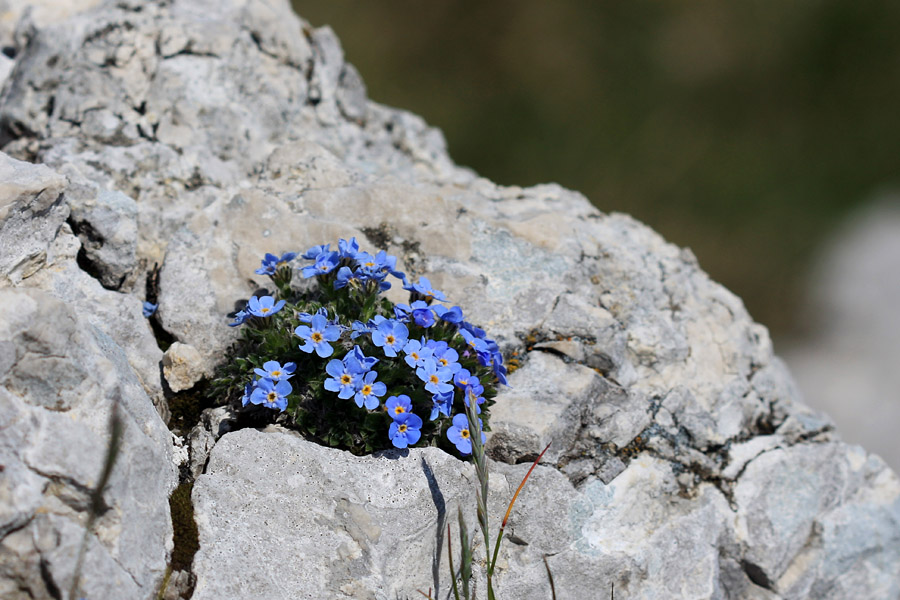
top-left (255, 252), bottom-right (297, 275)
top-left (354, 251), bottom-right (383, 273)
top-left (389, 412), bottom-right (423, 448)
top-left (241, 377), bottom-right (258, 407)
top-left (333, 266), bottom-right (356, 289)
top-left (385, 394), bottom-right (413, 419)
top-left (416, 358), bottom-right (453, 395)
top-left (454, 369), bottom-right (478, 389)
top-left (228, 309), bottom-right (250, 327)
top-left (463, 383), bottom-right (486, 414)
top-left (490, 349), bottom-right (509, 386)
top-left (372, 319), bottom-right (409, 357)
top-left (301, 251), bottom-right (339, 278)
top-left (402, 338), bottom-right (434, 368)
top-left (460, 328), bottom-right (489, 354)
top-left (476, 341), bottom-right (495, 366)
top-left (301, 243), bottom-right (330, 260)
top-left (338, 237), bottom-right (360, 258)
top-left (295, 314), bottom-right (341, 357)
top-left (142, 301), bottom-right (158, 317)
top-left (297, 307), bottom-right (329, 324)
top-left (447, 413), bottom-right (485, 455)
top-left (324, 356), bottom-right (363, 399)
top-left (460, 321), bottom-right (486, 339)
top-left (253, 360), bottom-right (296, 381)
top-left (432, 304), bottom-right (463, 324)
top-left (350, 320), bottom-right (371, 339)
top-left (249, 378), bottom-right (292, 412)
top-left (410, 301), bottom-right (435, 328)
top-left (393, 304), bottom-right (411, 322)
top-left (354, 370), bottom-right (386, 409)
top-left (350, 345), bottom-right (379, 371)
top-left (430, 390), bottom-right (453, 420)
top-left (247, 295), bottom-right (286, 318)
top-left (350, 315), bottom-right (388, 339)
top-left (404, 276), bottom-right (447, 302)
top-left (428, 341), bottom-right (461, 374)
top-left (455, 371), bottom-right (485, 410)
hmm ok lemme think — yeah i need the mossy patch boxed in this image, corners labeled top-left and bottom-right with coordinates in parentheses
top-left (168, 381), bottom-right (213, 434)
top-left (169, 481), bottom-right (199, 572)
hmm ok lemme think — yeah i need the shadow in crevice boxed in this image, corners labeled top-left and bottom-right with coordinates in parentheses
top-left (421, 457), bottom-right (446, 597)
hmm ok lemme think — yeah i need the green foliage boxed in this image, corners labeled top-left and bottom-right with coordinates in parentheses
top-left (208, 244), bottom-right (503, 456)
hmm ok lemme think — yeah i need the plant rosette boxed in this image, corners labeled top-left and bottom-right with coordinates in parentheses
top-left (209, 237), bottom-right (508, 456)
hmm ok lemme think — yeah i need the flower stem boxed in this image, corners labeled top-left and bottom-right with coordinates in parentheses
top-left (488, 441), bottom-right (551, 581)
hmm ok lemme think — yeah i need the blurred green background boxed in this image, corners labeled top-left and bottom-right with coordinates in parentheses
top-left (294, 0), bottom-right (900, 340)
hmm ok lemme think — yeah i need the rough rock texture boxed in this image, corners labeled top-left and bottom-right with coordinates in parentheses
top-left (162, 342), bottom-right (205, 393)
top-left (0, 0), bottom-right (898, 599)
top-left (0, 288), bottom-right (177, 599)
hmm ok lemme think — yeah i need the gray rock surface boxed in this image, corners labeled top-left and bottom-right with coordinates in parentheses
top-left (0, 0), bottom-right (897, 598)
top-left (0, 288), bottom-right (177, 600)
top-left (0, 151), bottom-right (168, 419)
top-left (0, 153), bottom-right (67, 285)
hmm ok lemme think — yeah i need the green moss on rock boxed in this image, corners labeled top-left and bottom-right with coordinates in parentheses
top-left (169, 482), bottom-right (199, 572)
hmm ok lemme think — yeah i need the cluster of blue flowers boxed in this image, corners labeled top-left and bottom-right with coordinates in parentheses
top-left (224, 237), bottom-right (505, 455)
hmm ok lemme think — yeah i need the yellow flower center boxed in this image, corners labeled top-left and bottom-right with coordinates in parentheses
top-left (271, 370), bottom-right (281, 378)
top-left (361, 384), bottom-right (372, 396)
top-left (439, 358), bottom-right (448, 367)
top-left (429, 374), bottom-right (439, 385)
top-left (398, 424), bottom-right (408, 433)
top-left (460, 429), bottom-right (470, 439)
top-left (340, 374), bottom-right (352, 385)
top-left (365, 261), bottom-right (375, 267)
top-left (311, 332), bottom-right (323, 343)
top-left (261, 307), bottom-right (270, 314)
top-left (411, 352), bottom-right (420, 361)
top-left (267, 392), bottom-right (277, 403)
top-left (394, 406), bottom-right (406, 414)
top-left (319, 264), bottom-right (328, 270)
top-left (386, 335), bottom-right (395, 345)
top-left (459, 378), bottom-right (468, 386)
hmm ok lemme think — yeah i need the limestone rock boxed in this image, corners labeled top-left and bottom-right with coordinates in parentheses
top-left (0, 288), bottom-right (177, 600)
top-left (193, 428), bottom-right (900, 599)
top-left (0, 152), bottom-right (67, 285)
top-left (0, 150), bottom-right (167, 418)
top-left (0, 0), bottom-right (896, 598)
top-left (162, 342), bottom-right (204, 393)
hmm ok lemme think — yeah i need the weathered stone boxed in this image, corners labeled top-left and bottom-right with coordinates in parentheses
top-left (0, 156), bottom-right (168, 419)
top-left (488, 351), bottom-right (607, 464)
top-left (734, 443), bottom-right (900, 598)
top-left (0, 152), bottom-right (67, 286)
top-left (0, 288), bottom-right (177, 600)
top-left (191, 428), bottom-right (483, 600)
top-left (29, 223), bottom-right (168, 419)
top-left (0, 0), bottom-right (896, 597)
top-left (162, 342), bottom-right (204, 393)
top-left (67, 183), bottom-right (139, 290)
top-left (196, 429), bottom-right (898, 599)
